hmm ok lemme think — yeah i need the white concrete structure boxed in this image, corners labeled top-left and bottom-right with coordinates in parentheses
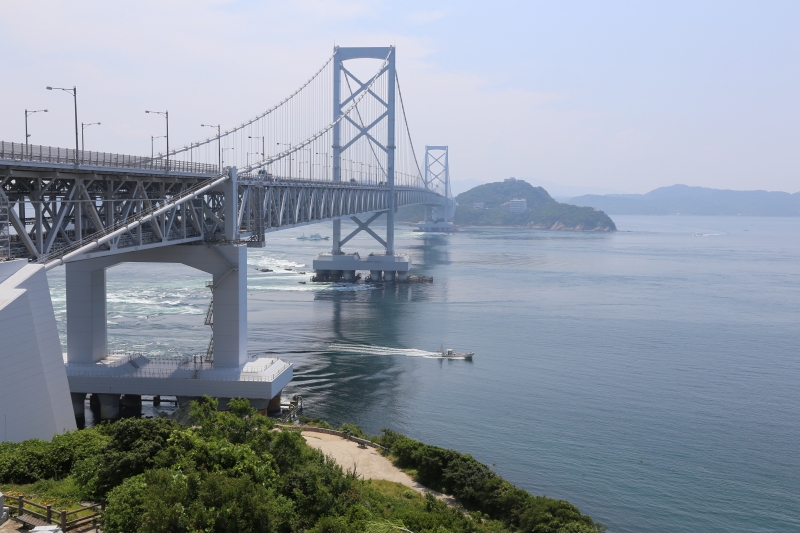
top-left (66, 244), bottom-right (248, 367)
top-left (312, 251), bottom-right (412, 281)
top-left (0, 260), bottom-right (75, 442)
top-left (62, 243), bottom-right (293, 418)
top-left (509, 198), bottom-right (527, 214)
top-left (66, 354), bottom-right (292, 416)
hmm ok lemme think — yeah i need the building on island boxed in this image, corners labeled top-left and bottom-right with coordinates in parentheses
top-left (504, 177), bottom-right (517, 182)
top-left (509, 198), bottom-right (527, 214)
top-left (473, 202), bottom-right (486, 209)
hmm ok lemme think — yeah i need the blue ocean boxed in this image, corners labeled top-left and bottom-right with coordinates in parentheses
top-left (47, 215), bottom-right (800, 533)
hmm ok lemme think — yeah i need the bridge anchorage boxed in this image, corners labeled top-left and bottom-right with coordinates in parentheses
top-left (0, 45), bottom-right (453, 431)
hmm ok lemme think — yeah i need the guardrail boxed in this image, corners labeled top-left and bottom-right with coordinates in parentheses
top-left (10, 495), bottom-right (103, 531)
top-left (66, 361), bottom-right (292, 382)
top-left (282, 425), bottom-right (388, 451)
top-left (0, 141), bottom-right (218, 175)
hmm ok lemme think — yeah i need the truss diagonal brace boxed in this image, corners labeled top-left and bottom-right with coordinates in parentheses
top-left (339, 212), bottom-right (386, 248)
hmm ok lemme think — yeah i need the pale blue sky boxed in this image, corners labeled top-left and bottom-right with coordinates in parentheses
top-left (2, 1), bottom-right (797, 194)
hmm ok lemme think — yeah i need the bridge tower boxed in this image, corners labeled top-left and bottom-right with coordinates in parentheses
top-left (417, 145), bottom-right (456, 232)
top-left (313, 46), bottom-right (412, 282)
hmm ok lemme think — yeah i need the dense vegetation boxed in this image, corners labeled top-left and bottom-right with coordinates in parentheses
top-left (395, 180), bottom-right (616, 231)
top-left (1, 399), bottom-right (603, 533)
top-left (454, 181), bottom-right (616, 231)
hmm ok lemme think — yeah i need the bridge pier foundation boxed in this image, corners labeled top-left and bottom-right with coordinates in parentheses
top-left (65, 244), bottom-right (248, 367)
top-left (70, 393), bottom-right (86, 420)
top-left (268, 394), bottom-right (282, 415)
top-left (312, 251), bottom-right (411, 282)
top-left (97, 393), bottom-right (121, 420)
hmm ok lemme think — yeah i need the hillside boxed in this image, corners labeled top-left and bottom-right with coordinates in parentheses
top-left (0, 400), bottom-right (603, 533)
top-left (570, 184), bottom-right (800, 216)
top-left (455, 180), bottom-right (616, 231)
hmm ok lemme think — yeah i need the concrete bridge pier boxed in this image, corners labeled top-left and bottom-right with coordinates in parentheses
top-left (65, 244), bottom-right (248, 367)
top-left (70, 393), bottom-right (86, 420)
top-left (268, 394), bottom-right (282, 415)
top-left (97, 393), bottom-right (121, 420)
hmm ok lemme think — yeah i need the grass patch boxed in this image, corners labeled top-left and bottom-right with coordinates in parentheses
top-left (1, 477), bottom-right (101, 522)
top-left (367, 479), bottom-right (422, 500)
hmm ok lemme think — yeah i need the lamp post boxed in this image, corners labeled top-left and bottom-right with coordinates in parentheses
top-left (277, 142), bottom-right (292, 178)
top-left (25, 109), bottom-right (48, 147)
top-left (151, 135), bottom-right (166, 160)
top-left (81, 122), bottom-right (101, 153)
top-left (316, 151), bottom-right (329, 180)
top-left (145, 110), bottom-right (169, 172)
top-left (201, 123), bottom-right (221, 170)
top-left (46, 86), bottom-right (78, 164)
top-left (248, 136), bottom-right (265, 159)
top-left (296, 148), bottom-right (312, 180)
top-left (222, 147), bottom-right (234, 168)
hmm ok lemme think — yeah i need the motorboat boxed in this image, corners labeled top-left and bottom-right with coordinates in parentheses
top-left (435, 345), bottom-right (474, 359)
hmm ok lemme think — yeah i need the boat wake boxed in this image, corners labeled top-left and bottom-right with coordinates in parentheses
top-left (329, 343), bottom-right (446, 359)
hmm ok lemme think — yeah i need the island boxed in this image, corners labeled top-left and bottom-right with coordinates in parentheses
top-left (398, 179), bottom-right (616, 232)
top-left (455, 179), bottom-right (617, 231)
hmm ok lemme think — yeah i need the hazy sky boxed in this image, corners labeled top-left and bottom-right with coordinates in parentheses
top-left (2, 1), bottom-right (798, 194)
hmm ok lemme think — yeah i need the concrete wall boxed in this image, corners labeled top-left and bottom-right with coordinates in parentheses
top-left (0, 260), bottom-right (76, 442)
top-left (66, 244), bottom-right (247, 367)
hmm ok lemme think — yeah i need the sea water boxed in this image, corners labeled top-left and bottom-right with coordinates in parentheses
top-left (46, 215), bottom-right (800, 533)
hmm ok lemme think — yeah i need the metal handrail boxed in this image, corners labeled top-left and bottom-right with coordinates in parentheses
top-left (66, 361), bottom-right (291, 382)
top-left (0, 141), bottom-right (218, 175)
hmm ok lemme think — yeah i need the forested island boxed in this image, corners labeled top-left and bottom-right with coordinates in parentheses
top-left (398, 180), bottom-right (616, 232)
top-left (0, 399), bottom-right (604, 533)
top-left (455, 180), bottom-right (616, 231)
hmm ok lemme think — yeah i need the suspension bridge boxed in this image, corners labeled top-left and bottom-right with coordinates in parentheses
top-left (0, 47), bottom-right (456, 439)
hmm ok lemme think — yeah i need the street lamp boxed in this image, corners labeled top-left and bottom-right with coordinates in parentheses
top-left (25, 109), bottom-right (48, 146)
top-left (81, 122), bottom-right (101, 152)
top-left (316, 151), bottom-right (329, 180)
top-left (248, 135), bottom-right (265, 161)
top-left (222, 147), bottom-right (234, 168)
top-left (297, 147), bottom-right (312, 180)
top-left (277, 142), bottom-right (291, 178)
top-left (145, 110), bottom-right (169, 171)
top-left (151, 135), bottom-right (166, 160)
top-left (201, 123), bottom-right (221, 170)
top-left (46, 86), bottom-right (78, 163)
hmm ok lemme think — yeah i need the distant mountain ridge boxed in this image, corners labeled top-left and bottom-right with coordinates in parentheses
top-left (453, 180), bottom-right (616, 231)
top-left (570, 184), bottom-right (800, 216)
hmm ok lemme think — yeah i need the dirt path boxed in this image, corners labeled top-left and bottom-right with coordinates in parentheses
top-left (300, 431), bottom-right (458, 505)
top-left (301, 432), bottom-right (417, 487)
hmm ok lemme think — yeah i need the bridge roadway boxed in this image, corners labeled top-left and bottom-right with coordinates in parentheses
top-left (0, 141), bottom-right (444, 263)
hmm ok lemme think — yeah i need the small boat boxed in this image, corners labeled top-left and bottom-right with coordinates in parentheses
top-left (435, 345), bottom-right (474, 359)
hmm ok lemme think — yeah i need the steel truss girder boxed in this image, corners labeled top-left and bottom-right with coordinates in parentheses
top-left (2, 162), bottom-right (444, 262)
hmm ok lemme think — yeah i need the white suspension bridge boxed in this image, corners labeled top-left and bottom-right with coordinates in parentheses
top-left (0, 47), bottom-right (456, 430)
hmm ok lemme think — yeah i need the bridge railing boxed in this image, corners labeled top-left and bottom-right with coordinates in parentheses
top-left (0, 141), bottom-right (218, 175)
